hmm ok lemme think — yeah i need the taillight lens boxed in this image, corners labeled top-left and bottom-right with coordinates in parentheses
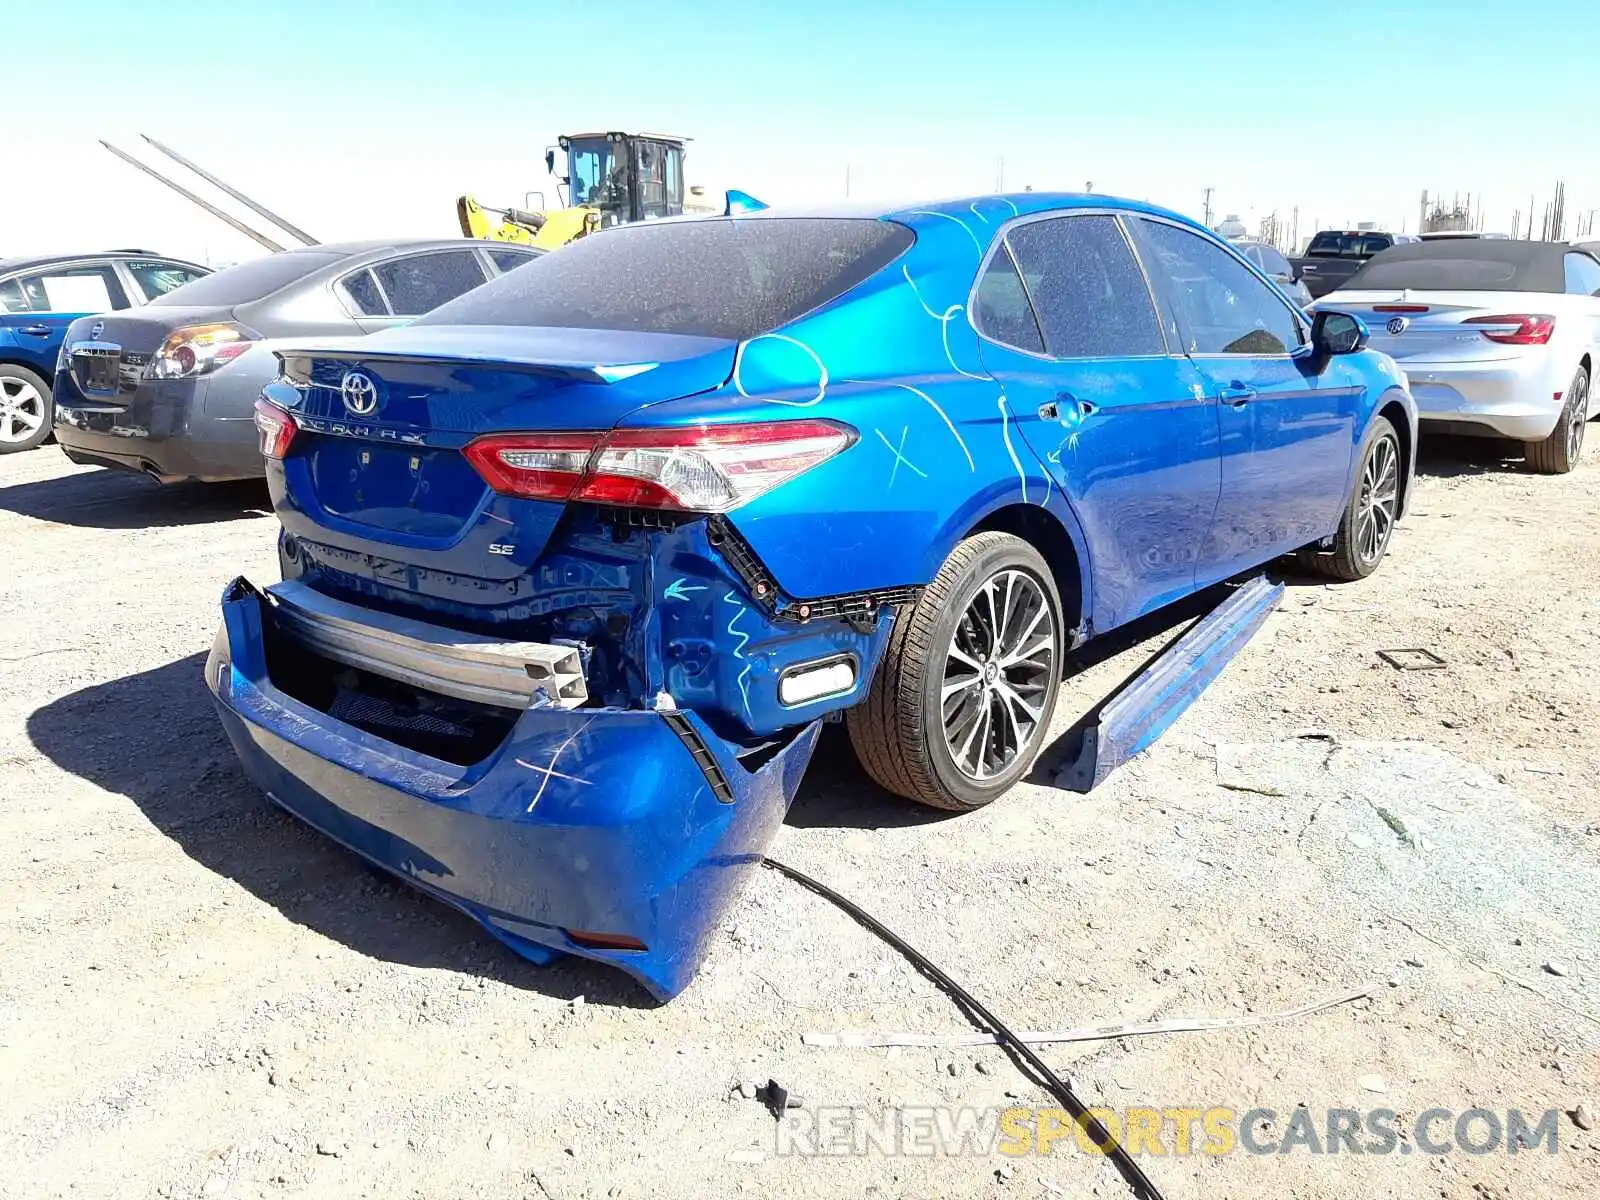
top-left (253, 399), bottom-right (298, 459)
top-left (151, 323), bottom-right (260, 378)
top-left (462, 431), bottom-right (602, 500)
top-left (463, 420), bottom-right (856, 511)
top-left (1462, 314), bottom-right (1555, 345)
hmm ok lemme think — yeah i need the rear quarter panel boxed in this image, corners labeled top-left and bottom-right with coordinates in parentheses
top-left (625, 211), bottom-right (1084, 605)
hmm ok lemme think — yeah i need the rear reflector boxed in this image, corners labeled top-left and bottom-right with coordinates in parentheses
top-left (778, 657), bottom-right (857, 706)
top-left (563, 929), bottom-right (648, 952)
top-left (253, 399), bottom-right (298, 459)
top-left (1462, 314), bottom-right (1555, 345)
top-left (464, 420), bottom-right (856, 512)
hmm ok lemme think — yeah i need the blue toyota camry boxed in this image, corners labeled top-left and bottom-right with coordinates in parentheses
top-left (209, 194), bottom-right (1415, 999)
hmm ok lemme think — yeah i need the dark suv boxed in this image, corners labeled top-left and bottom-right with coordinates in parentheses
top-left (1291, 230), bottom-right (1419, 299)
top-left (0, 251), bottom-right (209, 452)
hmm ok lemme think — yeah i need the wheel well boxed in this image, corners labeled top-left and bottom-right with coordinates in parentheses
top-left (0, 357), bottom-right (52, 385)
top-left (1378, 398), bottom-right (1413, 509)
top-left (969, 504), bottom-right (1084, 634)
top-left (1580, 352), bottom-right (1592, 382)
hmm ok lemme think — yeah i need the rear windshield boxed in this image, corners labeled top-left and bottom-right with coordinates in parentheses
top-left (1306, 232), bottom-right (1393, 258)
top-left (416, 217), bottom-right (915, 340)
top-left (1348, 247), bottom-right (1559, 292)
top-left (147, 249), bottom-right (344, 306)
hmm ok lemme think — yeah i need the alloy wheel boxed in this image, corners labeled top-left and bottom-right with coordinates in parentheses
top-left (941, 568), bottom-right (1057, 780)
top-left (1566, 376), bottom-right (1588, 465)
top-left (0, 377), bottom-right (46, 445)
top-left (1355, 433), bottom-right (1400, 566)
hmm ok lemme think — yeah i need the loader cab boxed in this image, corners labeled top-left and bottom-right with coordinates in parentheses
top-left (554, 132), bottom-right (686, 227)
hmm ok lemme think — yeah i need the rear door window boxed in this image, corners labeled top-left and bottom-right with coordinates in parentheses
top-left (417, 217), bottom-right (914, 340)
top-left (1003, 215), bottom-right (1165, 358)
top-left (488, 247), bottom-right (541, 274)
top-left (972, 241), bottom-right (1046, 354)
top-left (2, 264), bottom-right (129, 313)
top-left (373, 250), bottom-right (489, 316)
top-left (1135, 219), bottom-right (1305, 356)
top-left (339, 268), bottom-right (390, 316)
top-left (123, 259), bottom-right (208, 302)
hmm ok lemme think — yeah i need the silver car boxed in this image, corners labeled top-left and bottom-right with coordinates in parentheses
top-left (1232, 240), bottom-right (1313, 308)
top-left (1317, 240), bottom-right (1600, 473)
top-left (52, 239), bottom-right (541, 483)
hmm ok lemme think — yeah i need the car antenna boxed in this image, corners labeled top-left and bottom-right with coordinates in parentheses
top-left (140, 134), bottom-right (321, 247)
top-left (100, 140), bottom-right (287, 254)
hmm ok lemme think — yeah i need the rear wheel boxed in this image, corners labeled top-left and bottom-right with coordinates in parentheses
top-left (1298, 415), bottom-right (1401, 582)
top-left (0, 365), bottom-right (52, 453)
top-left (1524, 366), bottom-right (1587, 475)
top-left (847, 532), bottom-right (1064, 812)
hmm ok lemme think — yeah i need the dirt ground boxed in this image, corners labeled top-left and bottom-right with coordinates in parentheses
top-left (2, 436), bottom-right (1597, 1200)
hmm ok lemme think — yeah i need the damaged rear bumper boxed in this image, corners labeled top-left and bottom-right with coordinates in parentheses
top-left (206, 577), bottom-right (820, 1001)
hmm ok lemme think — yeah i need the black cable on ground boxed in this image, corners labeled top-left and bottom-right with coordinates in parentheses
top-left (764, 856), bottom-right (1168, 1200)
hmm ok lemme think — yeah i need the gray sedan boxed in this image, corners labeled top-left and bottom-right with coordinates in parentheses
top-left (52, 238), bottom-right (540, 483)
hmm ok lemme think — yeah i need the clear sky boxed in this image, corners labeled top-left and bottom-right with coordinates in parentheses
top-left (5, 0), bottom-right (1597, 263)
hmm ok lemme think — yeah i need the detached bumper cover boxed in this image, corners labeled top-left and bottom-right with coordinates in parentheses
top-left (207, 578), bottom-right (821, 1001)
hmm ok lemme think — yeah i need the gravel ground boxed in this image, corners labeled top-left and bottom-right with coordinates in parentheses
top-left (2, 437), bottom-right (1597, 1200)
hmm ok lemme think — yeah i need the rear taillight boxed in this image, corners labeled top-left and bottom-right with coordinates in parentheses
top-left (253, 399), bottom-right (298, 459)
top-left (463, 420), bottom-right (856, 511)
top-left (151, 323), bottom-right (260, 378)
top-left (1374, 304), bottom-right (1430, 313)
top-left (462, 431), bottom-right (598, 499)
top-left (1462, 314), bottom-right (1555, 345)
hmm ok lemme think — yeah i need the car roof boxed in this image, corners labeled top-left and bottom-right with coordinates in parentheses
top-left (725, 192), bottom-right (1211, 234)
top-left (1353, 239), bottom-right (1592, 292)
top-left (0, 249), bottom-right (209, 275)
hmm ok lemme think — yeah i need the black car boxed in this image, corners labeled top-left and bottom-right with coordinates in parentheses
top-left (1, 250), bottom-right (209, 452)
top-left (52, 239), bottom-right (540, 483)
top-left (1291, 230), bottom-right (1420, 299)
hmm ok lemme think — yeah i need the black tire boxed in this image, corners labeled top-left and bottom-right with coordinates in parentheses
top-left (0, 364), bottom-right (52, 453)
top-left (1524, 366), bottom-right (1588, 475)
top-left (847, 532), bottom-right (1065, 812)
top-left (1298, 415), bottom-right (1402, 582)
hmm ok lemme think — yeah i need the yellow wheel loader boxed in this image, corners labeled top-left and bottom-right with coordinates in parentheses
top-left (457, 131), bottom-right (700, 250)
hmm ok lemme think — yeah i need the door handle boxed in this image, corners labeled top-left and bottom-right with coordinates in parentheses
top-left (1219, 382), bottom-right (1257, 406)
top-left (1041, 392), bottom-right (1095, 421)
top-left (19, 325), bottom-right (52, 337)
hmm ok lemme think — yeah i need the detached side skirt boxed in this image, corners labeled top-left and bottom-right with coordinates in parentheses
top-left (1054, 576), bottom-right (1284, 793)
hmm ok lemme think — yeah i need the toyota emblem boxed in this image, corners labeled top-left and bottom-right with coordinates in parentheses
top-left (1386, 317), bottom-right (1409, 336)
top-left (340, 370), bottom-right (379, 416)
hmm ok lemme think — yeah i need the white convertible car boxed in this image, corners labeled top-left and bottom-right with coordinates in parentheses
top-left (1318, 239), bottom-right (1600, 473)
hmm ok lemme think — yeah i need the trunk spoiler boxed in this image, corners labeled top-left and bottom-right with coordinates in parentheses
top-left (274, 326), bottom-right (739, 386)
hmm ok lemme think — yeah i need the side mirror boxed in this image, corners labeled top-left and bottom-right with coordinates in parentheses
top-left (544, 148), bottom-right (557, 175)
top-left (1312, 310), bottom-right (1368, 357)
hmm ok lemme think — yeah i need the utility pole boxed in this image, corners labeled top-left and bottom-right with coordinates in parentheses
top-left (996, 158), bottom-right (1005, 192)
top-left (1202, 187), bottom-right (1214, 228)
top-left (844, 164), bottom-right (851, 198)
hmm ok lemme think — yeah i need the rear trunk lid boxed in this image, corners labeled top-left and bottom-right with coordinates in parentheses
top-left (1317, 290), bottom-right (1557, 363)
top-left (63, 306), bottom-right (232, 399)
top-left (271, 324), bottom-right (736, 591)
